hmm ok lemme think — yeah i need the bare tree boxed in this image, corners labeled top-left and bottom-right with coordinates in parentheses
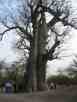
top-left (0, 0), bottom-right (77, 92)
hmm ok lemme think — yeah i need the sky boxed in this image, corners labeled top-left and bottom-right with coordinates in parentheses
top-left (0, 0), bottom-right (22, 63)
top-left (47, 0), bottom-right (77, 76)
top-left (0, 0), bottom-right (77, 76)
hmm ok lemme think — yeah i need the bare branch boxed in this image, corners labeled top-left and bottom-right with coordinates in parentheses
top-left (0, 26), bottom-right (18, 35)
top-left (45, 39), bottom-right (60, 60)
top-left (40, 5), bottom-right (77, 29)
top-left (0, 26), bottom-right (19, 40)
top-left (0, 24), bottom-right (32, 41)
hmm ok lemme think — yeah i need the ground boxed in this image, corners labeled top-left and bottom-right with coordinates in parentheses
top-left (0, 86), bottom-right (77, 102)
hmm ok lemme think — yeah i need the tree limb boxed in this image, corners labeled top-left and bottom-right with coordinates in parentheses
top-left (0, 26), bottom-right (18, 36)
top-left (0, 25), bottom-right (32, 41)
top-left (40, 5), bottom-right (77, 29)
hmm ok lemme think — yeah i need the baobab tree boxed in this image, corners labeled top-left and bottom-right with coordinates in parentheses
top-left (0, 0), bottom-right (77, 92)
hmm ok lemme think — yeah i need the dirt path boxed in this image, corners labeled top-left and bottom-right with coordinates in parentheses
top-left (0, 86), bottom-right (77, 102)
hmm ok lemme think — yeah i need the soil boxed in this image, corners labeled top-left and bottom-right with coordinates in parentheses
top-left (0, 86), bottom-right (77, 102)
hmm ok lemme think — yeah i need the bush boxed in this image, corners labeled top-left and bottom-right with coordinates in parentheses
top-left (47, 74), bottom-right (71, 86)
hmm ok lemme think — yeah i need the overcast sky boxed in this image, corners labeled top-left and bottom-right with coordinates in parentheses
top-left (0, 0), bottom-right (22, 63)
top-left (0, 0), bottom-right (77, 76)
top-left (46, 0), bottom-right (77, 77)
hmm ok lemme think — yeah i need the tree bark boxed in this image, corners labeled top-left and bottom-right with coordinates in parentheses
top-left (25, 1), bottom-right (48, 92)
top-left (37, 54), bottom-right (47, 91)
top-left (36, 12), bottom-right (48, 91)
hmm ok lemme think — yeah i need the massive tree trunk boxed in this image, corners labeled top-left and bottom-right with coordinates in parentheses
top-left (25, 0), bottom-right (48, 92)
top-left (24, 53), bottom-right (33, 92)
top-left (36, 12), bottom-right (48, 91)
top-left (25, 8), bottom-right (39, 92)
top-left (31, 15), bottom-right (38, 92)
top-left (37, 54), bottom-right (47, 91)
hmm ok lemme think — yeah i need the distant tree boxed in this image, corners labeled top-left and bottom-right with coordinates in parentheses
top-left (47, 74), bottom-right (70, 87)
top-left (65, 56), bottom-right (77, 77)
